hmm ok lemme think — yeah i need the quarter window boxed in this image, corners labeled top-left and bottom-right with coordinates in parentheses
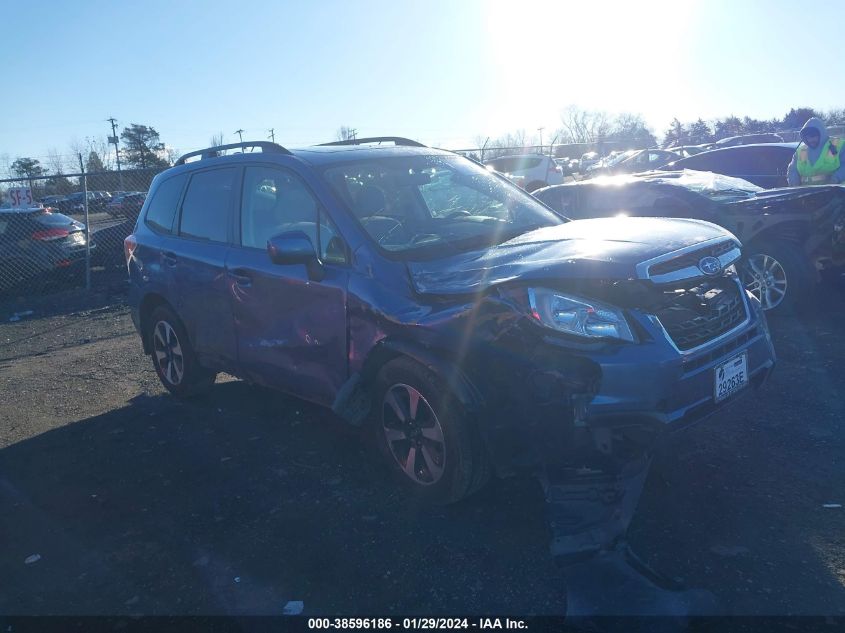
top-left (179, 168), bottom-right (237, 242)
top-left (145, 173), bottom-right (187, 234)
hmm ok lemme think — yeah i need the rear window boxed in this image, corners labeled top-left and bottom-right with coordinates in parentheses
top-left (179, 168), bottom-right (237, 242)
top-left (145, 174), bottom-right (187, 234)
top-left (35, 212), bottom-right (75, 226)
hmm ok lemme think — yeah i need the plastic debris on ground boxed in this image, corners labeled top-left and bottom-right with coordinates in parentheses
top-left (283, 601), bottom-right (304, 615)
top-left (9, 310), bottom-right (34, 322)
top-left (823, 503), bottom-right (842, 508)
top-left (24, 554), bottom-right (41, 564)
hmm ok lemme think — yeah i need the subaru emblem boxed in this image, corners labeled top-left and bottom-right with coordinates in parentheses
top-left (698, 256), bottom-right (722, 276)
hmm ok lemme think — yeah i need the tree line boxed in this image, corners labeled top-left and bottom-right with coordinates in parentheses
top-left (473, 105), bottom-right (845, 160)
top-left (3, 124), bottom-right (172, 196)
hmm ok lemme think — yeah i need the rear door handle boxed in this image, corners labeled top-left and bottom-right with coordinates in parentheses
top-left (230, 268), bottom-right (253, 287)
top-left (162, 251), bottom-right (177, 267)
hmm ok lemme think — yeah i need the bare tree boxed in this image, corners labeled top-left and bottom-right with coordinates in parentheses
top-left (45, 149), bottom-right (70, 176)
top-left (336, 126), bottom-right (357, 141)
top-left (210, 132), bottom-right (225, 147)
top-left (557, 105), bottom-right (610, 144)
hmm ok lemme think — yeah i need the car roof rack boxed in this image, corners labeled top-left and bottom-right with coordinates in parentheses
top-left (175, 141), bottom-right (292, 165)
top-left (318, 136), bottom-right (427, 148)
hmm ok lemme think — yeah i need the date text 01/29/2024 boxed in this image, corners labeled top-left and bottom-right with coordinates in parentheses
top-left (307, 618), bottom-right (528, 630)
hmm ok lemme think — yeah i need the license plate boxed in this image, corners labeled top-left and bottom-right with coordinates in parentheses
top-left (714, 352), bottom-right (748, 403)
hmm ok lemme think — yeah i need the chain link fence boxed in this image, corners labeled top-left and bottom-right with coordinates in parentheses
top-left (0, 167), bottom-right (164, 301)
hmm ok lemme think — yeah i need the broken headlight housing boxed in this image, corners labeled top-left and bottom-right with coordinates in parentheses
top-left (527, 288), bottom-right (634, 342)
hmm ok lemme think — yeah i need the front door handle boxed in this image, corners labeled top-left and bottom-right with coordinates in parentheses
top-left (230, 268), bottom-right (253, 288)
top-left (162, 252), bottom-right (177, 267)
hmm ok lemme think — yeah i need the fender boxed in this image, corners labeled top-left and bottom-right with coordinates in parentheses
top-left (331, 338), bottom-right (485, 426)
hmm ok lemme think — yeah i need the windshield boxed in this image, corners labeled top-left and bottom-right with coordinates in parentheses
top-left (605, 150), bottom-right (639, 167)
top-left (322, 154), bottom-right (564, 257)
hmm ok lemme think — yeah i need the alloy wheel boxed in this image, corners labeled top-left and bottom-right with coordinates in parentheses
top-left (382, 383), bottom-right (446, 486)
top-left (743, 254), bottom-right (788, 310)
top-left (153, 320), bottom-right (184, 386)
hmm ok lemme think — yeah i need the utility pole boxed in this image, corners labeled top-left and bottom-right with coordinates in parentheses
top-left (350, 128), bottom-right (357, 141)
top-left (234, 129), bottom-right (245, 144)
top-left (107, 117), bottom-right (124, 191)
top-left (268, 128), bottom-right (275, 143)
top-left (537, 127), bottom-right (545, 153)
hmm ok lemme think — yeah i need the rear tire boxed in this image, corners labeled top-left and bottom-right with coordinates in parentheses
top-left (741, 240), bottom-right (816, 313)
top-left (148, 305), bottom-right (217, 397)
top-left (372, 357), bottom-right (490, 504)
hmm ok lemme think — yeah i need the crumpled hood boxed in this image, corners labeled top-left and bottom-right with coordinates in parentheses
top-left (408, 217), bottom-right (736, 295)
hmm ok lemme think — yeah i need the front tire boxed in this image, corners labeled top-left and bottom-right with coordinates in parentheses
top-left (741, 240), bottom-right (816, 312)
top-left (148, 305), bottom-right (217, 396)
top-left (372, 357), bottom-right (490, 504)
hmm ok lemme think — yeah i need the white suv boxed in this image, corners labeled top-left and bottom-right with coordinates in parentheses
top-left (484, 154), bottom-right (564, 191)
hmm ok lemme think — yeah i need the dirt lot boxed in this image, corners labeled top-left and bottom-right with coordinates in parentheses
top-left (1, 287), bottom-right (845, 616)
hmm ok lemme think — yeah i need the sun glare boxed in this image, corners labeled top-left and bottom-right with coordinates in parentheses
top-left (483, 0), bottom-right (698, 135)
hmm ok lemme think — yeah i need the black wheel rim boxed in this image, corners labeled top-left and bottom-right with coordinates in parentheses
top-left (153, 320), bottom-right (184, 386)
top-left (382, 383), bottom-right (446, 485)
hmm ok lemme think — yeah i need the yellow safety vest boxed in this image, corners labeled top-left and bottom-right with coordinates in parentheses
top-left (796, 138), bottom-right (842, 185)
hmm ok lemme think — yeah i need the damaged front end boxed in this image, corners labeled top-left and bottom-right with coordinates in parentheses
top-left (452, 243), bottom-right (774, 616)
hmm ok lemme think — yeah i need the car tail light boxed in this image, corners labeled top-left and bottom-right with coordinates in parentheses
top-left (56, 259), bottom-right (72, 268)
top-left (32, 228), bottom-right (70, 241)
top-left (124, 234), bottom-right (137, 265)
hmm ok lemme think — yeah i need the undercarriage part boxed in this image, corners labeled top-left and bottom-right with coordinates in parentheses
top-left (562, 543), bottom-right (721, 619)
top-left (540, 433), bottom-right (721, 618)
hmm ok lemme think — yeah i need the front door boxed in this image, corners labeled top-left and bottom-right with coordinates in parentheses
top-left (227, 163), bottom-right (349, 406)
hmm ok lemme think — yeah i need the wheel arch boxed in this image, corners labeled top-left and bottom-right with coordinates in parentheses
top-left (138, 293), bottom-right (177, 354)
top-left (744, 220), bottom-right (811, 250)
top-left (332, 338), bottom-right (485, 426)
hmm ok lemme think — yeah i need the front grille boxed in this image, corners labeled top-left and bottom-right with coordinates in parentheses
top-left (653, 279), bottom-right (747, 351)
top-left (649, 241), bottom-right (735, 277)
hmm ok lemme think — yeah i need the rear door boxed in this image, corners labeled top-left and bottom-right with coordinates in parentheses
top-left (226, 163), bottom-right (349, 406)
top-left (172, 166), bottom-right (240, 370)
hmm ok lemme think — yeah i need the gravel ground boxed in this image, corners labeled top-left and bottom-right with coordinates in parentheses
top-left (1, 287), bottom-right (844, 617)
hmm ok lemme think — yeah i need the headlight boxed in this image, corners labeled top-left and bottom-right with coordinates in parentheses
top-left (527, 288), bottom-right (634, 342)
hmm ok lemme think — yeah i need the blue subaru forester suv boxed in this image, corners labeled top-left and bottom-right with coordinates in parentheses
top-left (126, 138), bottom-right (775, 505)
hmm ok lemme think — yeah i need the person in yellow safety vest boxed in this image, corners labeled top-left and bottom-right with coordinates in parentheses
top-left (786, 117), bottom-right (845, 186)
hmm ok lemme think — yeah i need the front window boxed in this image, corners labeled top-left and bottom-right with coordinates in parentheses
top-left (322, 155), bottom-right (564, 257)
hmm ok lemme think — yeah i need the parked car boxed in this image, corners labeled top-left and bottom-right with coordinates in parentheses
top-left (534, 169), bottom-right (845, 311)
top-left (660, 143), bottom-right (798, 188)
top-left (714, 133), bottom-right (784, 148)
top-left (125, 138), bottom-right (774, 507)
top-left (483, 154), bottom-right (563, 191)
top-left (579, 151), bottom-right (600, 172)
top-left (665, 145), bottom-right (707, 157)
top-left (586, 149), bottom-right (680, 176)
top-left (106, 191), bottom-right (147, 218)
top-left (0, 206), bottom-right (92, 294)
top-left (39, 195), bottom-right (66, 208)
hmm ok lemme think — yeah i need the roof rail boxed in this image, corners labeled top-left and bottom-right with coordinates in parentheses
top-left (318, 136), bottom-right (427, 148)
top-left (175, 141), bottom-right (292, 166)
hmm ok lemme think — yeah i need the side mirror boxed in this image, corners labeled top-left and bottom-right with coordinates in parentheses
top-left (267, 231), bottom-right (324, 281)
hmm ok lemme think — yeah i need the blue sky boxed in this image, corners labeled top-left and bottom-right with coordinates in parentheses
top-left (1, 0), bottom-right (842, 168)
